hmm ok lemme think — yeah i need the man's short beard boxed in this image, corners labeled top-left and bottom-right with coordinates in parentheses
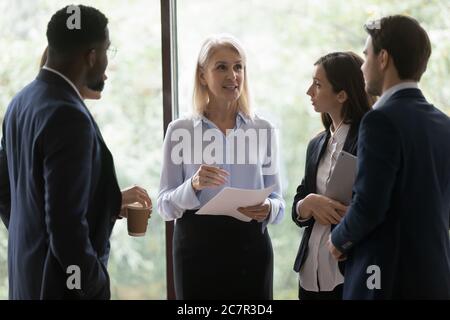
top-left (87, 80), bottom-right (105, 92)
top-left (366, 84), bottom-right (379, 96)
top-left (366, 77), bottom-right (383, 97)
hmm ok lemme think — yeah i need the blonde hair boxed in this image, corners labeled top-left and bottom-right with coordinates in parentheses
top-left (193, 34), bottom-right (252, 117)
top-left (40, 47), bottom-right (48, 68)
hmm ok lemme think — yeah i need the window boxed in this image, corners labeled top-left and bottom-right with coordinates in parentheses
top-left (0, 0), bottom-right (165, 299)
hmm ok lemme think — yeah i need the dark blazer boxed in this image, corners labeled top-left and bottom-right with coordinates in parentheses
top-left (0, 69), bottom-right (122, 300)
top-left (292, 122), bottom-right (359, 276)
top-left (331, 89), bottom-right (450, 299)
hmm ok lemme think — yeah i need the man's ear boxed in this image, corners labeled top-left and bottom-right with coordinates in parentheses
top-left (337, 90), bottom-right (348, 104)
top-left (86, 49), bottom-right (96, 68)
top-left (379, 49), bottom-right (389, 70)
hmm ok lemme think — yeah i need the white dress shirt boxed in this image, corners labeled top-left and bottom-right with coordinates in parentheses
top-left (298, 123), bottom-right (350, 292)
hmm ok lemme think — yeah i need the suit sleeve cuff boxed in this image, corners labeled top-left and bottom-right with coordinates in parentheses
top-left (331, 224), bottom-right (354, 253)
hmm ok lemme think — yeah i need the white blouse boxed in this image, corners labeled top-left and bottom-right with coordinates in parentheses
top-left (299, 123), bottom-right (350, 292)
top-left (157, 112), bottom-right (285, 230)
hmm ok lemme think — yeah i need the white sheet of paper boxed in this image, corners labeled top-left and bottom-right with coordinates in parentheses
top-left (195, 185), bottom-right (276, 222)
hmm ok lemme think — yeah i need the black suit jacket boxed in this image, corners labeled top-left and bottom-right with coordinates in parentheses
top-left (0, 69), bottom-right (122, 299)
top-left (331, 89), bottom-right (450, 299)
top-left (292, 123), bottom-right (359, 276)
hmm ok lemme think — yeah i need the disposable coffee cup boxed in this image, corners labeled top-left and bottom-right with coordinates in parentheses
top-left (126, 203), bottom-right (151, 237)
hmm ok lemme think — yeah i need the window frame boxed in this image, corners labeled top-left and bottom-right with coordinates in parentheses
top-left (160, 0), bottom-right (178, 300)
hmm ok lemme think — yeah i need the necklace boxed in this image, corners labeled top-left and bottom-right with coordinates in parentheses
top-left (329, 119), bottom-right (344, 145)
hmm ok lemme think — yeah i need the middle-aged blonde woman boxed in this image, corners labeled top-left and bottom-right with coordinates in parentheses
top-left (157, 34), bottom-right (285, 299)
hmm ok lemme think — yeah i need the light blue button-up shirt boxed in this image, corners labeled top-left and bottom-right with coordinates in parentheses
top-left (157, 112), bottom-right (285, 229)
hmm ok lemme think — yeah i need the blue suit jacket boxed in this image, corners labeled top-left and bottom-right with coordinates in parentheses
top-left (0, 69), bottom-right (122, 299)
top-left (331, 88), bottom-right (450, 299)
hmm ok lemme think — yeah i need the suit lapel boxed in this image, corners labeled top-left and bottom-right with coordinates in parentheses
top-left (310, 132), bottom-right (329, 193)
top-left (68, 86), bottom-right (121, 218)
top-left (84, 107), bottom-right (121, 220)
top-left (309, 123), bottom-right (359, 195)
top-left (342, 123), bottom-right (359, 155)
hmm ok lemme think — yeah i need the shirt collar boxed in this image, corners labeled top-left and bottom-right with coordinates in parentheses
top-left (42, 66), bottom-right (84, 101)
top-left (193, 111), bottom-right (250, 128)
top-left (237, 111), bottom-right (250, 125)
top-left (373, 81), bottom-right (419, 109)
top-left (329, 123), bottom-right (350, 146)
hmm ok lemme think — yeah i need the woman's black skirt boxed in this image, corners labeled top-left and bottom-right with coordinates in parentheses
top-left (173, 210), bottom-right (273, 300)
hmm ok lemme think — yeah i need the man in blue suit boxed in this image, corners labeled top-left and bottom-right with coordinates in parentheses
top-left (0, 5), bottom-right (122, 299)
top-left (328, 15), bottom-right (450, 299)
